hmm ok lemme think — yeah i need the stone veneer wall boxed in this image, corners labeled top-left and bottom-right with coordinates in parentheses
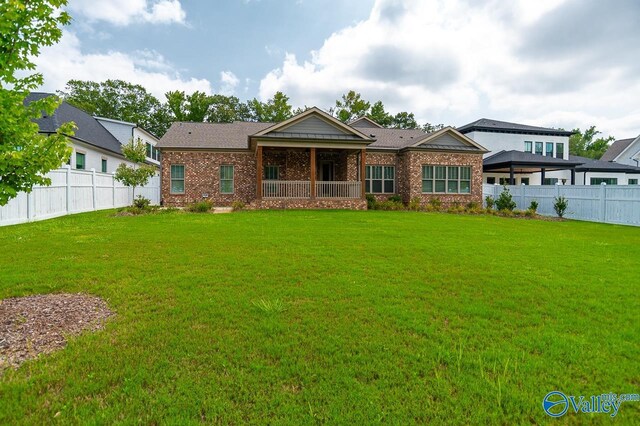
top-left (161, 150), bottom-right (257, 207)
top-left (401, 151), bottom-right (484, 206)
top-left (252, 198), bottom-right (367, 210)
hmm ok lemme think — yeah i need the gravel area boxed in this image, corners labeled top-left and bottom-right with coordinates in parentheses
top-left (0, 293), bottom-right (113, 372)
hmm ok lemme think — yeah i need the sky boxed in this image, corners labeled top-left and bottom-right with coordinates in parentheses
top-left (35, 0), bottom-right (640, 139)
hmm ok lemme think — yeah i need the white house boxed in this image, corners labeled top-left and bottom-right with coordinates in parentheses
top-left (96, 117), bottom-right (161, 167)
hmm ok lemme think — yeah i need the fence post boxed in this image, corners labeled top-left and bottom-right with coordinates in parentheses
top-left (27, 190), bottom-right (35, 221)
top-left (91, 168), bottom-right (97, 210)
top-left (112, 172), bottom-right (117, 208)
top-left (66, 165), bottom-right (71, 214)
top-left (521, 184), bottom-right (526, 209)
top-left (600, 184), bottom-right (607, 222)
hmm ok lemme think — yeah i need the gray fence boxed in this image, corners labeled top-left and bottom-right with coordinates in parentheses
top-left (483, 184), bottom-right (640, 226)
top-left (0, 166), bottom-right (160, 227)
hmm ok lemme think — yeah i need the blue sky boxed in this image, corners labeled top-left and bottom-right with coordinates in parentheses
top-left (36, 0), bottom-right (640, 138)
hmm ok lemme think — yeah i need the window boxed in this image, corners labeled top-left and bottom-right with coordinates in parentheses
top-left (629, 179), bottom-right (638, 185)
top-left (263, 165), bottom-right (279, 180)
top-left (499, 177), bottom-right (513, 185)
top-left (152, 147), bottom-right (161, 161)
top-left (486, 177), bottom-right (496, 184)
top-left (546, 142), bottom-right (554, 157)
top-left (524, 141), bottom-right (533, 153)
top-left (422, 165), bottom-right (471, 194)
top-left (220, 165), bottom-right (234, 194)
top-left (170, 165), bottom-right (185, 194)
top-left (555, 143), bottom-right (564, 159)
top-left (521, 178), bottom-right (530, 185)
top-left (75, 152), bottom-right (85, 170)
top-left (101, 158), bottom-right (107, 173)
top-left (590, 177), bottom-right (617, 185)
top-left (146, 143), bottom-right (152, 158)
top-left (365, 165), bottom-right (395, 193)
top-left (543, 178), bottom-right (558, 185)
top-left (535, 142), bottom-right (543, 155)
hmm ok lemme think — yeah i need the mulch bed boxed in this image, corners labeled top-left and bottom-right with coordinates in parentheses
top-left (0, 293), bottom-right (113, 372)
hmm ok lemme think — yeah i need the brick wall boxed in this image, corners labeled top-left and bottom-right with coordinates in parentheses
top-left (365, 151), bottom-right (401, 202)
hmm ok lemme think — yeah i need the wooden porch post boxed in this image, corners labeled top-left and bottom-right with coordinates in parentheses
top-left (360, 148), bottom-right (366, 199)
top-left (256, 145), bottom-right (263, 198)
top-left (310, 148), bottom-right (316, 199)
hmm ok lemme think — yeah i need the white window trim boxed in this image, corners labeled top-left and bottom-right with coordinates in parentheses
top-left (220, 165), bottom-right (235, 194)
top-left (421, 165), bottom-right (472, 195)
top-left (170, 164), bottom-right (185, 195)
top-left (365, 165), bottom-right (395, 194)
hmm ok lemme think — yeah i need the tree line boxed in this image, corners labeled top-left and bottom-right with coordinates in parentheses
top-left (58, 80), bottom-right (446, 137)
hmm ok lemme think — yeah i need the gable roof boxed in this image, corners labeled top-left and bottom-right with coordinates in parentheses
top-left (570, 155), bottom-right (640, 174)
top-left (349, 116), bottom-right (384, 129)
top-left (26, 92), bottom-right (125, 156)
top-left (365, 128), bottom-right (430, 149)
top-left (600, 138), bottom-right (636, 162)
top-left (457, 118), bottom-right (574, 137)
top-left (408, 127), bottom-right (488, 152)
top-left (157, 121), bottom-right (272, 149)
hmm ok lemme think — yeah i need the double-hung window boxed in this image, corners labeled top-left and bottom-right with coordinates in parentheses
top-left (263, 165), bottom-right (279, 180)
top-left (535, 142), bottom-right (543, 155)
top-left (546, 142), bottom-right (554, 157)
top-left (365, 165), bottom-right (395, 193)
top-left (524, 141), bottom-right (533, 153)
top-left (101, 158), bottom-right (107, 173)
top-left (220, 165), bottom-right (234, 194)
top-left (422, 165), bottom-right (471, 194)
top-left (75, 152), bottom-right (86, 170)
top-left (555, 143), bottom-right (564, 159)
top-left (170, 165), bottom-right (185, 194)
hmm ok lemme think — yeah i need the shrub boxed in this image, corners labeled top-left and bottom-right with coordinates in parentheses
top-left (133, 196), bottom-right (151, 210)
top-left (387, 194), bottom-right (402, 203)
top-left (408, 197), bottom-right (421, 211)
top-left (466, 202), bottom-right (479, 210)
top-left (553, 196), bottom-right (569, 218)
top-left (186, 200), bottom-right (213, 213)
top-left (231, 200), bottom-right (245, 211)
top-left (485, 196), bottom-right (495, 210)
top-left (495, 186), bottom-right (516, 211)
top-left (376, 200), bottom-right (404, 211)
top-left (428, 197), bottom-right (442, 211)
top-left (365, 194), bottom-right (377, 210)
top-left (528, 200), bottom-right (539, 214)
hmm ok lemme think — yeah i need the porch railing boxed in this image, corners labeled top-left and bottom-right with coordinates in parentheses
top-left (262, 180), bottom-right (310, 198)
top-left (316, 181), bottom-right (361, 198)
top-left (261, 181), bottom-right (362, 199)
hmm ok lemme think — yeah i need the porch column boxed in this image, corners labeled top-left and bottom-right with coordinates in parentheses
top-left (310, 147), bottom-right (316, 199)
top-left (509, 165), bottom-right (515, 185)
top-left (570, 168), bottom-right (576, 185)
top-left (360, 148), bottom-right (366, 199)
top-left (541, 167), bottom-right (546, 185)
top-left (256, 145), bottom-right (263, 198)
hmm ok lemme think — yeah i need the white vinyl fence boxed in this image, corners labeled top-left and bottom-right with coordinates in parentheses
top-left (0, 166), bottom-right (160, 227)
top-left (483, 184), bottom-right (640, 226)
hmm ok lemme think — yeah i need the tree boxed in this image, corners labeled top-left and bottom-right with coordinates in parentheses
top-left (422, 123), bottom-right (445, 133)
top-left (207, 95), bottom-right (252, 123)
top-left (569, 126), bottom-right (614, 159)
top-left (60, 80), bottom-right (172, 136)
top-left (165, 90), bottom-right (214, 122)
top-left (334, 91), bottom-right (371, 123)
top-left (114, 139), bottom-right (156, 204)
top-left (391, 111), bottom-right (419, 129)
top-left (0, 0), bottom-right (75, 206)
top-left (248, 91), bottom-right (293, 122)
top-left (367, 101), bottom-right (393, 127)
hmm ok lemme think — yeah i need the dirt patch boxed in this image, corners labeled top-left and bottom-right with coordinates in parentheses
top-left (0, 293), bottom-right (113, 372)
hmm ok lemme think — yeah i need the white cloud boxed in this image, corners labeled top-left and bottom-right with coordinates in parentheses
top-left (259, 0), bottom-right (639, 138)
top-left (67, 0), bottom-right (186, 26)
top-left (34, 31), bottom-right (212, 99)
top-left (219, 71), bottom-right (240, 96)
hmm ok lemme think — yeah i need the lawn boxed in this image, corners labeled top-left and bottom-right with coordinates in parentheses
top-left (0, 210), bottom-right (638, 424)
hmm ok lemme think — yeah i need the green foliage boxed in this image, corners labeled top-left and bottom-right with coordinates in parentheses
top-left (208, 94), bottom-right (252, 123)
top-left (485, 196), bottom-right (495, 209)
top-left (428, 197), bottom-right (442, 211)
top-left (387, 194), bottom-right (402, 203)
top-left (569, 126), bottom-right (614, 160)
top-left (252, 298), bottom-right (287, 314)
top-left (553, 196), bottom-right (569, 218)
top-left (365, 194), bottom-right (377, 210)
top-left (528, 200), bottom-right (538, 213)
top-left (334, 90), bottom-right (371, 123)
top-left (133, 196), bottom-right (151, 210)
top-left (186, 200), bottom-right (213, 213)
top-left (375, 200), bottom-right (405, 211)
top-left (495, 186), bottom-right (516, 211)
top-left (60, 79), bottom-right (171, 137)
top-left (165, 90), bottom-right (213, 122)
top-left (0, 0), bottom-right (74, 206)
top-left (114, 139), bottom-right (156, 203)
top-left (248, 91), bottom-right (293, 122)
top-left (391, 111), bottom-right (418, 129)
top-left (368, 101), bottom-right (393, 127)
top-left (408, 197), bottom-right (421, 211)
top-left (421, 122), bottom-right (446, 133)
top-left (231, 200), bottom-right (246, 211)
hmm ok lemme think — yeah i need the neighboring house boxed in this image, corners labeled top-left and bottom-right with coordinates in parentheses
top-left (457, 118), bottom-right (577, 185)
top-left (601, 136), bottom-right (640, 167)
top-left (571, 155), bottom-right (640, 185)
top-left (156, 108), bottom-right (488, 209)
top-left (95, 117), bottom-right (161, 167)
top-left (27, 93), bottom-right (135, 173)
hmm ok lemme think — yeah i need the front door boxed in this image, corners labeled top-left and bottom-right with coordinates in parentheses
top-left (318, 161), bottom-right (334, 181)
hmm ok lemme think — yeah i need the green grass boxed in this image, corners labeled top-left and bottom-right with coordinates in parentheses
top-left (0, 210), bottom-right (638, 424)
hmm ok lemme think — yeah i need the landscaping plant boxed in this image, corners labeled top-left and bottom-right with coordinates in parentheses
top-left (495, 186), bottom-right (516, 211)
top-left (553, 196), bottom-right (569, 218)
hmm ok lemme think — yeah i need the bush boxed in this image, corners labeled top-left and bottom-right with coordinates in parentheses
top-left (365, 194), bottom-right (377, 210)
top-left (428, 197), bottom-right (442, 211)
top-left (553, 196), bottom-right (569, 218)
top-left (133, 196), bottom-right (151, 210)
top-left (408, 197), bottom-right (421, 211)
top-left (375, 200), bottom-right (404, 211)
top-left (387, 194), bottom-right (402, 203)
top-left (495, 186), bottom-right (516, 211)
top-left (485, 196), bottom-right (495, 210)
top-left (186, 200), bottom-right (213, 213)
top-left (231, 200), bottom-right (246, 211)
top-left (528, 200), bottom-right (539, 214)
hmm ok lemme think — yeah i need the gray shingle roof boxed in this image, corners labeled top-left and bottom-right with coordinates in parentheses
top-left (600, 138), bottom-right (635, 162)
top-left (484, 150), bottom-right (583, 169)
top-left (570, 155), bottom-right (640, 173)
top-left (366, 128), bottom-right (430, 149)
top-left (26, 92), bottom-right (124, 156)
top-left (457, 118), bottom-right (574, 137)
top-left (157, 121), bottom-right (273, 149)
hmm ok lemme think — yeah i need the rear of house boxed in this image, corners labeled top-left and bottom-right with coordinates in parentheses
top-left (156, 108), bottom-right (488, 209)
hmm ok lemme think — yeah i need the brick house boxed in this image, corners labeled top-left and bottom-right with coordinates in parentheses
top-left (156, 108), bottom-right (488, 209)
